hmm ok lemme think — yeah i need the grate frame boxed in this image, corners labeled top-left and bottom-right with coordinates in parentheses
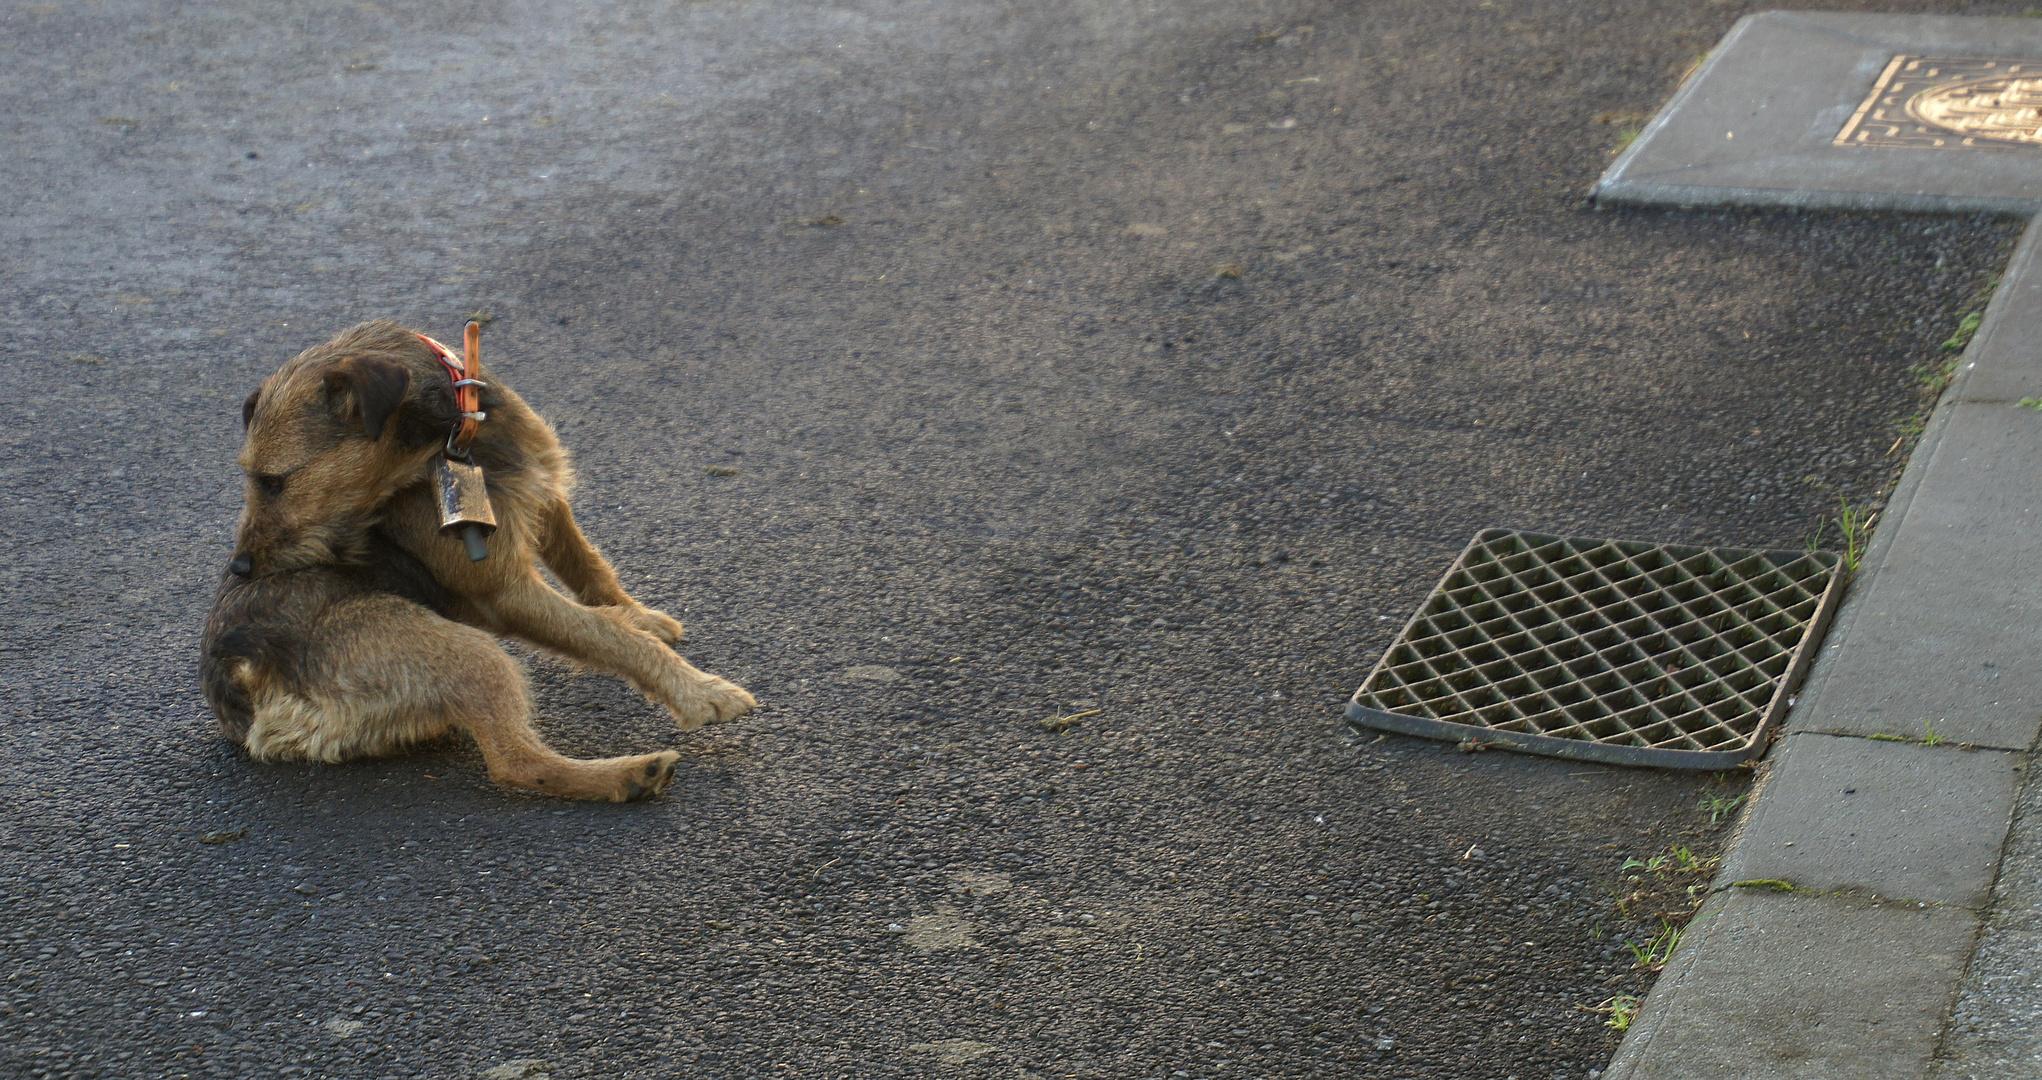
top-left (1345, 529), bottom-right (1848, 769)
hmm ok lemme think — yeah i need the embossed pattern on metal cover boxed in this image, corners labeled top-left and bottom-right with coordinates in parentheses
top-left (1347, 530), bottom-right (1846, 768)
top-left (1837, 55), bottom-right (2042, 150)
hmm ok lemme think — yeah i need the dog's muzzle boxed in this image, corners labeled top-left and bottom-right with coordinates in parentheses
top-left (229, 554), bottom-right (254, 577)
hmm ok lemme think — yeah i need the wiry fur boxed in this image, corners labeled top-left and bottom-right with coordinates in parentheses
top-left (200, 320), bottom-right (755, 801)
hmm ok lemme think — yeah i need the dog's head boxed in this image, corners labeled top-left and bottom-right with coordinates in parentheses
top-left (230, 320), bottom-right (461, 577)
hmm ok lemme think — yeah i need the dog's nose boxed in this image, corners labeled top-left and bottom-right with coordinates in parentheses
top-left (229, 555), bottom-right (253, 578)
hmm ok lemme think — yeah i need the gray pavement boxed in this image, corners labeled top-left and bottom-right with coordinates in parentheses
top-left (1593, 11), bottom-right (2042, 1080)
top-left (1594, 11), bottom-right (2042, 214)
top-left (0, 2), bottom-right (2029, 1079)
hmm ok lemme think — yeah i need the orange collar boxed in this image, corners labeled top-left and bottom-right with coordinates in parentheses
top-left (414, 321), bottom-right (486, 453)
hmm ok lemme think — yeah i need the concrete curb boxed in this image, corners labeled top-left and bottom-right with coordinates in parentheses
top-left (1613, 886), bottom-right (1980, 1080)
top-left (1602, 209), bottom-right (2042, 1080)
top-left (1790, 222), bottom-right (2042, 750)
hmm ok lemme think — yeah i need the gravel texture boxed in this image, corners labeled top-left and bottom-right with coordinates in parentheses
top-left (0, 1), bottom-right (2025, 1078)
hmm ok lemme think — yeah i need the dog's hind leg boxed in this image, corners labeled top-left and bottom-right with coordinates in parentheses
top-left (538, 496), bottom-right (685, 643)
top-left (251, 595), bottom-right (680, 801)
top-left (487, 573), bottom-right (755, 731)
top-left (241, 687), bottom-right (452, 765)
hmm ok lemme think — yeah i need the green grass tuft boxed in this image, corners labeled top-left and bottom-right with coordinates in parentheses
top-left (1699, 792), bottom-right (1747, 825)
top-left (1587, 993), bottom-right (1642, 1031)
top-left (1942, 310), bottom-right (1984, 354)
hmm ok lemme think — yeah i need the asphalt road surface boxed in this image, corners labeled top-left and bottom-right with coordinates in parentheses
top-left (0, 1), bottom-right (2025, 1078)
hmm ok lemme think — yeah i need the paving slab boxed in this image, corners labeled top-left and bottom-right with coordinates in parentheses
top-left (1932, 761), bottom-right (2042, 1080)
top-left (1716, 733), bottom-right (2022, 907)
top-left (1604, 886), bottom-right (1980, 1080)
top-left (1592, 11), bottom-right (2042, 213)
top-left (1787, 400), bottom-right (2042, 749)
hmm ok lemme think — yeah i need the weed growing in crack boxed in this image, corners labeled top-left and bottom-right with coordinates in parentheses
top-left (1699, 792), bottom-right (1747, 826)
top-left (1591, 828), bottom-right (1733, 1038)
top-left (1942, 310), bottom-right (1984, 354)
top-left (1732, 879), bottom-right (1796, 892)
top-left (1834, 496), bottom-right (1870, 572)
top-left (1866, 723), bottom-right (1950, 746)
top-left (1586, 993), bottom-right (1642, 1031)
top-left (1895, 280), bottom-right (2003, 453)
top-left (1594, 110), bottom-right (1649, 156)
top-left (1804, 495), bottom-right (1872, 573)
top-left (1626, 919), bottom-right (1685, 972)
top-left (1617, 844), bottom-right (1721, 920)
top-left (1624, 846), bottom-right (1712, 875)
top-left (1910, 352), bottom-right (1963, 402)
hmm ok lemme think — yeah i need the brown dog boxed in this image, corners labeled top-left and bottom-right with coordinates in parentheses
top-left (201, 320), bottom-right (755, 800)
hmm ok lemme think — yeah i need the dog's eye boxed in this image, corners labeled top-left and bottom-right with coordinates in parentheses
top-left (256, 474), bottom-right (286, 497)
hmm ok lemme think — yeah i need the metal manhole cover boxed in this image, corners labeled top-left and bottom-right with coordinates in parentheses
top-left (1346, 529), bottom-right (1846, 768)
top-left (1836, 56), bottom-right (2042, 151)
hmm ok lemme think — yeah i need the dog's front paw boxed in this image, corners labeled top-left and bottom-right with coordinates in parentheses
top-left (627, 605), bottom-right (685, 644)
top-left (671, 676), bottom-right (757, 732)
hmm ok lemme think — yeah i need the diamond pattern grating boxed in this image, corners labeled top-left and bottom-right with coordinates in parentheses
top-left (1346, 529), bottom-right (1847, 769)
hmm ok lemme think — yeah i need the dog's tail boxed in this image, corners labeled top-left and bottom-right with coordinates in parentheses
top-left (201, 610), bottom-right (291, 747)
top-left (200, 636), bottom-right (257, 745)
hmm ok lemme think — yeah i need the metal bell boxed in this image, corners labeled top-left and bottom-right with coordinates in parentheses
top-left (432, 453), bottom-right (497, 562)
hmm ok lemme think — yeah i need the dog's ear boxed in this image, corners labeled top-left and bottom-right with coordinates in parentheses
top-left (392, 372), bottom-right (463, 449)
top-left (324, 356), bottom-right (412, 441)
top-left (241, 388), bottom-right (261, 429)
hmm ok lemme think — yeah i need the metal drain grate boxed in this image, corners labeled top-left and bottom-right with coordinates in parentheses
top-left (1346, 529), bottom-right (1846, 768)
